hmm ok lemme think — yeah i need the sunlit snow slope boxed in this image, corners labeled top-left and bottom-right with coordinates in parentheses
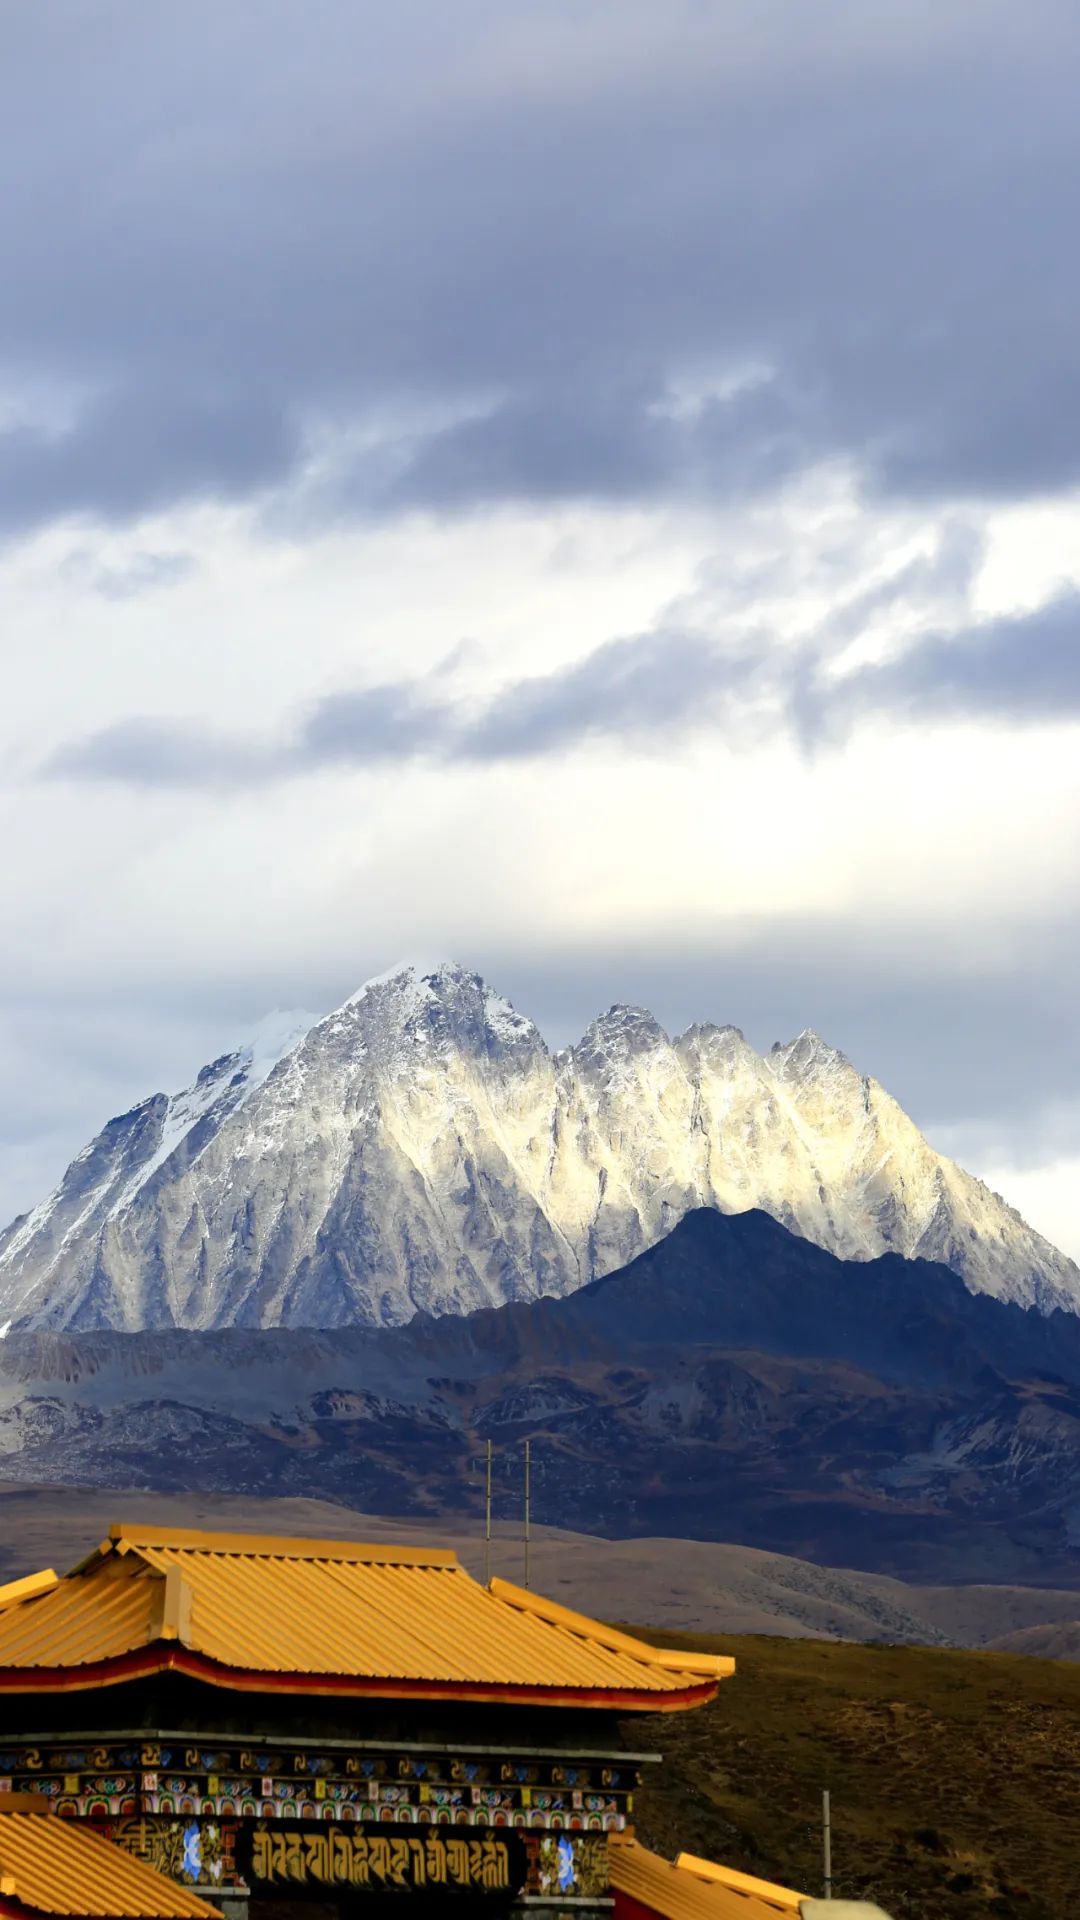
top-left (0, 961), bottom-right (1076, 1329)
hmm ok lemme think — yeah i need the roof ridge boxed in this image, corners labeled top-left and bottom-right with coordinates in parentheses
top-left (0, 1570), bottom-right (58, 1611)
top-left (107, 1523), bottom-right (460, 1567)
top-left (1, 1526), bottom-right (731, 1709)
top-left (488, 1579), bottom-right (734, 1680)
top-left (610, 1837), bottom-right (805, 1919)
top-left (675, 1852), bottom-right (805, 1906)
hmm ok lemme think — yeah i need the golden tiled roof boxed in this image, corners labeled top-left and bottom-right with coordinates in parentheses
top-left (0, 1524), bottom-right (733, 1707)
top-left (0, 1811), bottom-right (215, 1919)
top-left (610, 1836), bottom-right (805, 1920)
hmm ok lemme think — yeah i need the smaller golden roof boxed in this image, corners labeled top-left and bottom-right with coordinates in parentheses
top-left (610, 1836), bottom-right (804, 1920)
top-left (0, 1523), bottom-right (733, 1709)
top-left (0, 1809), bottom-right (215, 1920)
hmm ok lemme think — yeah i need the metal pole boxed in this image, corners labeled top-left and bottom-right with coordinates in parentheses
top-left (822, 1789), bottom-right (832, 1900)
top-left (524, 1439), bottom-right (531, 1590)
top-left (484, 1439), bottom-right (492, 1586)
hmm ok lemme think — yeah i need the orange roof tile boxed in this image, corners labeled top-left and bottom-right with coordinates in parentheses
top-left (0, 1523), bottom-right (732, 1709)
top-left (0, 1813), bottom-right (215, 1919)
top-left (610, 1836), bottom-right (805, 1920)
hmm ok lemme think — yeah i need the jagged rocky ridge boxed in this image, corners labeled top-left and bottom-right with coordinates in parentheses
top-left (1, 961), bottom-right (1077, 1330)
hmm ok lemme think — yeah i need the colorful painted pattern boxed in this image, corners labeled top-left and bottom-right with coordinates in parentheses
top-left (528, 1833), bottom-right (612, 1902)
top-left (0, 1741), bottom-right (634, 1832)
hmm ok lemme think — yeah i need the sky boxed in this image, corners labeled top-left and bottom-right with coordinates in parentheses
top-left (2, 0), bottom-right (1080, 1260)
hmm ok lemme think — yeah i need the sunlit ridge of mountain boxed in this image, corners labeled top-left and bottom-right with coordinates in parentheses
top-left (0, 959), bottom-right (1076, 1330)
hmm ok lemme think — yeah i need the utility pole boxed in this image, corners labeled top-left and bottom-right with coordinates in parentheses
top-left (822, 1789), bottom-right (832, 1900)
top-left (484, 1439), bottom-right (493, 1586)
top-left (523, 1439), bottom-right (531, 1590)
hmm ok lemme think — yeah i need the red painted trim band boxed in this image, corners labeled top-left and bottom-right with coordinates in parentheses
top-left (0, 1648), bottom-right (715, 1712)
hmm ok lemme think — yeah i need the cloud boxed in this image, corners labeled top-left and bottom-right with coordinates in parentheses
top-left (41, 555), bottom-right (1080, 788)
top-left (299, 680), bottom-right (454, 765)
top-left (58, 548), bottom-right (195, 600)
top-left (458, 629), bottom-right (762, 758)
top-left (7, 3), bottom-right (1080, 1282)
top-left (41, 628), bottom-right (773, 785)
top-left (2, 2), bottom-right (1080, 536)
top-left (46, 718), bottom-right (272, 788)
top-left (815, 521), bottom-right (985, 649)
top-left (0, 387), bottom-right (299, 538)
top-left (372, 377), bottom-right (808, 515)
top-left (831, 591), bottom-right (1080, 728)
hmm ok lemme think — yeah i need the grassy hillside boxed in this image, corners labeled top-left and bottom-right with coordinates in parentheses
top-left (625, 1631), bottom-right (1080, 1920)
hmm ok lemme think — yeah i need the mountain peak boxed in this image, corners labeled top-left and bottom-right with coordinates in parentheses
top-left (1, 967), bottom-right (1077, 1332)
top-left (332, 959), bottom-right (542, 1069)
top-left (769, 1028), bottom-right (857, 1081)
top-left (577, 1003), bottom-right (670, 1049)
top-left (677, 1021), bottom-right (753, 1057)
top-left (343, 956), bottom-right (467, 1007)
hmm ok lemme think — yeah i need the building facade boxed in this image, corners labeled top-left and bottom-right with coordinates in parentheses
top-left (0, 1525), bottom-right (732, 1918)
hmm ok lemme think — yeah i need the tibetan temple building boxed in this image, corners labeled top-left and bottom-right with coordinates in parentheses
top-left (0, 1524), bottom-right (734, 1918)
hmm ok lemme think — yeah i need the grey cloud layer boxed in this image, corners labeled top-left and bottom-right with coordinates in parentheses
top-left (0, 387), bottom-right (299, 537)
top-left (3, 1), bottom-right (1080, 534)
top-left (45, 587), bottom-right (1080, 787)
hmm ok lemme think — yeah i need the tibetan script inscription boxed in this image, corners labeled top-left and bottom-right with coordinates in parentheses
top-left (244, 1822), bottom-right (525, 1896)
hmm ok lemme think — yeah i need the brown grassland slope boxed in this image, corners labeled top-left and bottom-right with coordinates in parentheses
top-left (625, 1631), bottom-right (1080, 1920)
top-left (5, 1486), bottom-right (1080, 1653)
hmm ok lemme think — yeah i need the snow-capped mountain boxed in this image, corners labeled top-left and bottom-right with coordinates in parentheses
top-left (0, 960), bottom-right (1077, 1330)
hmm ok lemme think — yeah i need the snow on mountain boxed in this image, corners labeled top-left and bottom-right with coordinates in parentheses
top-left (0, 960), bottom-right (1077, 1331)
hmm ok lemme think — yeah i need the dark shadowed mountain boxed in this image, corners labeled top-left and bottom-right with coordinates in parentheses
top-left (2, 1208), bottom-right (1080, 1583)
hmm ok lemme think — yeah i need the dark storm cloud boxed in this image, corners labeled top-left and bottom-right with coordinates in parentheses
top-left (2, 1), bottom-right (1080, 534)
